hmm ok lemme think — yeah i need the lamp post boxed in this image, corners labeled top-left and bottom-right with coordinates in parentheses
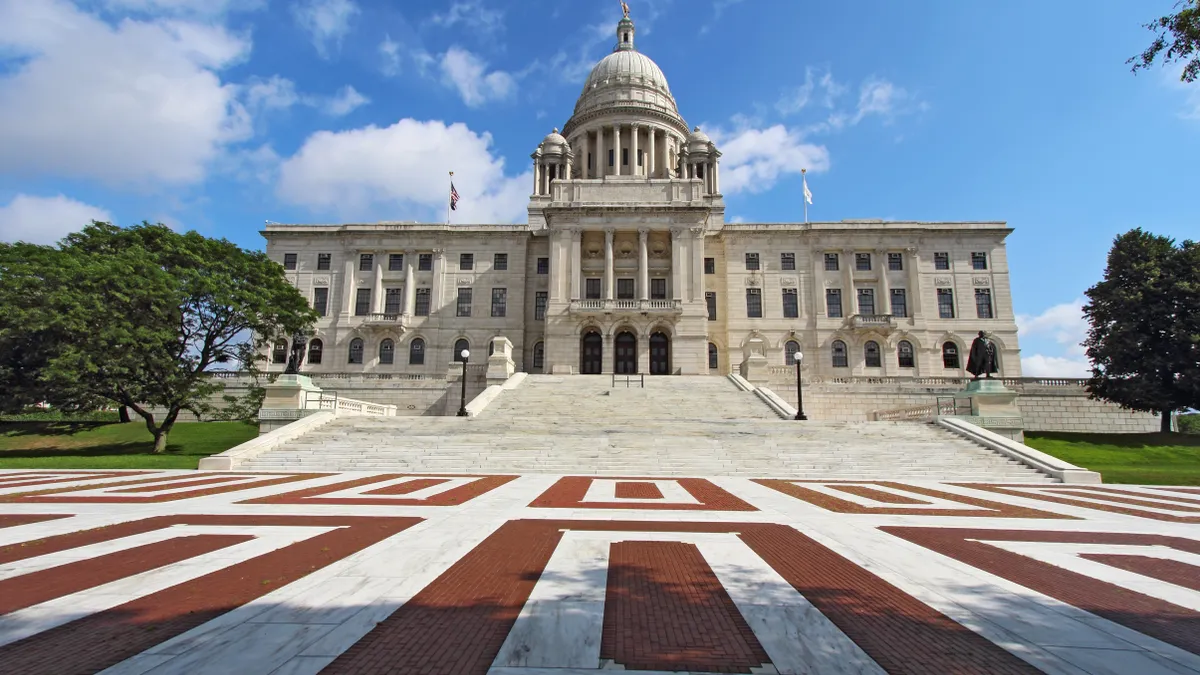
top-left (456, 349), bottom-right (470, 417)
top-left (793, 351), bottom-right (808, 421)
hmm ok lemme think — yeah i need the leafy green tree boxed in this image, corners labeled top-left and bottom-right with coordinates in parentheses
top-left (1129, 0), bottom-right (1200, 82)
top-left (1082, 229), bottom-right (1200, 433)
top-left (0, 222), bottom-right (316, 452)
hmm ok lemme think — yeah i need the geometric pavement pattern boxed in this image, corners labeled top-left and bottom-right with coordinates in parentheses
top-left (0, 470), bottom-right (1198, 674)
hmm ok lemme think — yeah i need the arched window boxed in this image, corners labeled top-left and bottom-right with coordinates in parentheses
top-left (864, 341), bottom-right (881, 368)
top-left (307, 339), bottom-right (323, 365)
top-left (488, 340), bottom-right (495, 356)
top-left (897, 340), bottom-right (915, 368)
top-left (271, 340), bottom-right (287, 364)
top-left (533, 342), bottom-right (545, 370)
top-left (942, 342), bottom-right (960, 369)
top-left (453, 338), bottom-right (469, 362)
top-left (409, 338), bottom-right (425, 365)
top-left (831, 340), bottom-right (848, 368)
top-left (379, 339), bottom-right (395, 365)
top-left (708, 342), bottom-right (719, 370)
top-left (348, 338), bottom-right (364, 365)
top-left (784, 340), bottom-right (800, 366)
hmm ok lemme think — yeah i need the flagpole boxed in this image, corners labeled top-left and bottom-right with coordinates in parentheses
top-left (802, 168), bottom-right (808, 224)
top-left (447, 171), bottom-right (453, 226)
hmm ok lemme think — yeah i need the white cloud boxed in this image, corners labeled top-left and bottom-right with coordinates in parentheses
top-left (293, 0), bottom-right (359, 59)
top-left (1021, 354), bottom-right (1092, 378)
top-left (777, 67), bottom-right (847, 115)
top-left (0, 194), bottom-right (113, 245)
top-left (320, 85), bottom-right (369, 116)
top-left (99, 0), bottom-right (266, 17)
top-left (379, 35), bottom-right (402, 76)
top-left (427, 0), bottom-right (504, 36)
top-left (0, 0), bottom-right (252, 187)
top-left (707, 123), bottom-right (831, 195)
top-left (440, 47), bottom-right (515, 107)
top-left (853, 77), bottom-right (927, 125)
top-left (242, 77), bottom-right (368, 117)
top-left (276, 119), bottom-right (531, 224)
top-left (1017, 298), bottom-right (1092, 377)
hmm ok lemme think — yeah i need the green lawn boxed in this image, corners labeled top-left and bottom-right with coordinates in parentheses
top-left (1024, 432), bottom-right (1200, 485)
top-left (0, 421), bottom-right (257, 470)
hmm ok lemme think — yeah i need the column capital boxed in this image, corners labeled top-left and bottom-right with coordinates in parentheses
top-left (905, 246), bottom-right (919, 254)
top-left (571, 230), bottom-right (582, 242)
top-left (638, 227), bottom-right (649, 239)
top-left (875, 248), bottom-right (889, 256)
top-left (604, 228), bottom-right (615, 242)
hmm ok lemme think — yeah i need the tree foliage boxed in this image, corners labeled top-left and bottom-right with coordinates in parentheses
top-left (0, 222), bottom-right (316, 451)
top-left (1129, 0), bottom-right (1200, 82)
top-left (1082, 229), bottom-right (1200, 433)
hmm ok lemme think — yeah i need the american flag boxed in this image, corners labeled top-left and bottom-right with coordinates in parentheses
top-left (449, 181), bottom-right (460, 211)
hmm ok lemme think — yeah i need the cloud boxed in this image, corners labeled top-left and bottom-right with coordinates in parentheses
top-left (320, 85), bottom-right (369, 116)
top-left (242, 77), bottom-right (368, 117)
top-left (1017, 298), bottom-right (1092, 377)
top-left (276, 119), bottom-right (531, 224)
top-left (706, 122), bottom-right (831, 195)
top-left (0, 194), bottom-right (113, 245)
top-left (293, 0), bottom-right (359, 59)
top-left (427, 0), bottom-right (505, 36)
top-left (379, 35), bottom-right (402, 76)
top-left (439, 47), bottom-right (515, 107)
top-left (700, 0), bottom-right (749, 34)
top-left (853, 76), bottom-right (925, 124)
top-left (776, 67), bottom-right (847, 115)
top-left (0, 0), bottom-right (252, 187)
top-left (1021, 354), bottom-right (1092, 378)
top-left (99, 0), bottom-right (266, 17)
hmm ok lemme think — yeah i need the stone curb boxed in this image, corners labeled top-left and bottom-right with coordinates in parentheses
top-left (935, 417), bottom-right (1102, 484)
top-left (198, 411), bottom-right (337, 471)
top-left (464, 372), bottom-right (528, 418)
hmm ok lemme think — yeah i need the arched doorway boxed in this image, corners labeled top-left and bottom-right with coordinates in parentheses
top-left (614, 331), bottom-right (637, 374)
top-left (580, 331), bottom-right (603, 374)
top-left (649, 332), bottom-right (670, 374)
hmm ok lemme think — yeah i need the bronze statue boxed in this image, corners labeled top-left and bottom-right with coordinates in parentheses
top-left (284, 332), bottom-right (308, 375)
top-left (966, 331), bottom-right (999, 380)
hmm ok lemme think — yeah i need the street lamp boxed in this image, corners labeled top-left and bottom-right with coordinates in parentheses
top-left (793, 351), bottom-right (808, 421)
top-left (456, 349), bottom-right (470, 417)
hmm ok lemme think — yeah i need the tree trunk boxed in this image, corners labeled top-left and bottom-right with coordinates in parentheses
top-left (153, 430), bottom-right (169, 453)
top-left (150, 407), bottom-right (182, 454)
top-left (119, 406), bottom-right (130, 423)
top-left (1161, 409), bottom-right (1174, 434)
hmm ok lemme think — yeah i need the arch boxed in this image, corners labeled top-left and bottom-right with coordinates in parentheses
top-left (488, 340), bottom-right (496, 356)
top-left (307, 338), bottom-right (323, 365)
top-left (897, 340), bottom-right (915, 369)
top-left (453, 338), bottom-right (469, 362)
top-left (708, 342), bottom-right (719, 370)
top-left (533, 341), bottom-right (545, 371)
top-left (409, 338), bottom-right (426, 365)
top-left (784, 339), bottom-right (800, 366)
top-left (348, 338), bottom-right (364, 365)
top-left (271, 339), bottom-right (287, 364)
top-left (379, 338), bottom-right (395, 365)
top-left (614, 330), bottom-right (638, 374)
top-left (864, 340), bottom-right (882, 368)
top-left (831, 339), bottom-right (849, 368)
top-left (942, 341), bottom-right (960, 369)
top-left (649, 331), bottom-right (670, 375)
top-left (580, 330), bottom-right (603, 374)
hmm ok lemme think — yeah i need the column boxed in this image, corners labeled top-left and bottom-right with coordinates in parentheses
top-left (594, 129), bottom-right (602, 178)
top-left (431, 249), bottom-right (446, 312)
top-left (671, 228), bottom-right (683, 300)
top-left (372, 253), bottom-right (384, 313)
top-left (602, 333), bottom-right (614, 375)
top-left (842, 248), bottom-right (855, 315)
top-left (570, 231), bottom-right (582, 300)
top-left (566, 153), bottom-right (573, 181)
top-left (712, 159), bottom-right (720, 193)
top-left (906, 247), bottom-right (923, 318)
top-left (403, 250), bottom-right (416, 316)
top-left (877, 249), bottom-right (891, 316)
top-left (613, 123), bottom-right (621, 176)
top-left (691, 230), bottom-right (704, 302)
top-left (630, 123), bottom-right (640, 176)
top-left (549, 231), bottom-right (565, 302)
top-left (813, 250), bottom-right (826, 317)
top-left (532, 158), bottom-right (540, 195)
top-left (604, 228), bottom-right (615, 300)
top-left (341, 250), bottom-right (357, 317)
top-left (648, 127), bottom-right (657, 178)
top-left (638, 228), bottom-right (649, 300)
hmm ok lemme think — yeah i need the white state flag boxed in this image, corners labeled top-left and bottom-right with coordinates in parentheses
top-left (803, 175), bottom-right (813, 205)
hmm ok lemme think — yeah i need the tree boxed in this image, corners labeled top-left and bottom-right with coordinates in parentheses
top-left (1082, 229), bottom-right (1200, 433)
top-left (0, 222), bottom-right (316, 451)
top-left (1129, 0), bottom-right (1200, 83)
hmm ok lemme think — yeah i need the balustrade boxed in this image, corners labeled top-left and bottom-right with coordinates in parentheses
top-left (569, 298), bottom-right (683, 313)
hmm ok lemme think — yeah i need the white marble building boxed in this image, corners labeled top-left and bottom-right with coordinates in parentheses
top-left (264, 13), bottom-right (1021, 383)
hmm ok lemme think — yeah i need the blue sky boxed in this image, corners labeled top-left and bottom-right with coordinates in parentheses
top-left (1, 0), bottom-right (1197, 376)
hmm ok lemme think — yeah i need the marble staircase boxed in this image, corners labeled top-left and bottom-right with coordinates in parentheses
top-left (241, 375), bottom-right (1053, 481)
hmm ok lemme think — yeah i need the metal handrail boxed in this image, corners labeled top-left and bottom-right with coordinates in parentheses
top-left (611, 373), bottom-right (645, 388)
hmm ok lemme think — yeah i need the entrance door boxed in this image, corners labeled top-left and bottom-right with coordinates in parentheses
top-left (614, 331), bottom-right (637, 374)
top-left (649, 332), bottom-right (671, 375)
top-left (580, 332), bottom-right (603, 374)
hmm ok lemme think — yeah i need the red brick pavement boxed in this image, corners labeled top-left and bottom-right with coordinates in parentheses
top-left (613, 481), bottom-right (665, 500)
top-left (0, 471), bottom-right (148, 489)
top-left (244, 473), bottom-right (516, 506)
top-left (827, 484), bottom-right (929, 505)
top-left (531, 477), bottom-right (757, 511)
top-left (363, 478), bottom-right (451, 496)
top-left (960, 484), bottom-right (1200, 523)
top-left (1080, 554), bottom-right (1200, 593)
top-left (1, 473), bottom-right (326, 503)
top-left (757, 480), bottom-right (1070, 518)
top-left (0, 514), bottom-right (72, 529)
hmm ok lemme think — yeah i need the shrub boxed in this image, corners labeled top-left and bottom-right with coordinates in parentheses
top-left (1180, 413), bottom-right (1200, 435)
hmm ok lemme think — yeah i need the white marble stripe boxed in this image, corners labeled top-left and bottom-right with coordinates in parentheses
top-left (0, 472), bottom-right (171, 496)
top-left (796, 481), bottom-right (989, 510)
top-left (55, 475), bottom-right (270, 498)
top-left (316, 476), bottom-right (477, 501)
top-left (580, 479), bottom-right (701, 505)
top-left (998, 487), bottom-right (1200, 516)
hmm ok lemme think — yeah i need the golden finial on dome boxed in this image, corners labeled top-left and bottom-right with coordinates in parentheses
top-left (620, 1), bottom-right (630, 18)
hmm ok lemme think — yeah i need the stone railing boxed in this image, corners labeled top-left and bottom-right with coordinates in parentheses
top-left (763, 374), bottom-right (1087, 389)
top-left (849, 314), bottom-right (895, 330)
top-left (873, 404), bottom-right (938, 422)
top-left (569, 299), bottom-right (683, 313)
top-left (303, 391), bottom-right (396, 416)
top-left (361, 312), bottom-right (403, 326)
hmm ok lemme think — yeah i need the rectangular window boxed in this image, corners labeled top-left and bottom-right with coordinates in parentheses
top-left (617, 278), bottom-right (635, 299)
top-left (745, 252), bottom-right (760, 271)
top-left (637, 149), bottom-right (643, 167)
top-left (388, 254), bottom-right (404, 271)
top-left (317, 253), bottom-right (331, 271)
top-left (491, 288), bottom-right (507, 317)
top-left (972, 252), bottom-right (988, 270)
top-left (354, 288), bottom-right (371, 316)
top-left (780, 252), bottom-right (796, 271)
top-left (855, 252), bottom-right (872, 271)
top-left (622, 148), bottom-right (628, 166)
top-left (858, 288), bottom-right (875, 315)
top-left (359, 253), bottom-right (374, 271)
top-left (650, 278), bottom-right (667, 300)
top-left (782, 288), bottom-right (799, 318)
top-left (588, 153), bottom-right (592, 170)
top-left (888, 252), bottom-right (903, 271)
top-left (585, 278), bottom-right (602, 299)
top-left (418, 253), bottom-right (432, 271)
top-left (283, 253), bottom-right (297, 270)
top-left (709, 345), bottom-right (719, 369)
top-left (312, 287), bottom-right (328, 316)
top-left (975, 288), bottom-right (994, 319)
top-left (456, 288), bottom-right (472, 317)
top-left (493, 253), bottom-right (508, 271)
top-left (826, 289), bottom-right (843, 318)
top-left (934, 252), bottom-right (950, 270)
top-left (537, 257), bottom-right (549, 274)
top-left (415, 288), bottom-right (431, 316)
top-left (745, 288), bottom-right (763, 318)
top-left (890, 289), bottom-right (907, 318)
top-left (938, 288), bottom-right (955, 319)
top-left (704, 257), bottom-right (715, 275)
top-left (609, 149), bottom-right (614, 167)
top-left (534, 291), bottom-right (547, 320)
top-left (824, 252), bottom-right (839, 271)
top-left (459, 253), bottom-right (473, 271)
top-left (706, 292), bottom-right (717, 321)
top-left (384, 288), bottom-right (402, 315)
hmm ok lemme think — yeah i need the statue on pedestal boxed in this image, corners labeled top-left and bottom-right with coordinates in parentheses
top-left (966, 331), bottom-right (999, 380)
top-left (284, 332), bottom-right (308, 375)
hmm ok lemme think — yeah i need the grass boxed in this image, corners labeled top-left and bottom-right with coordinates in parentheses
top-left (1024, 431), bottom-right (1200, 485)
top-left (0, 421), bottom-right (258, 470)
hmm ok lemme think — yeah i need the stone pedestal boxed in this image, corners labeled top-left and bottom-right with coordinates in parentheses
top-left (739, 336), bottom-right (771, 386)
top-left (487, 337), bottom-right (516, 385)
top-left (961, 378), bottom-right (1025, 442)
top-left (259, 374), bottom-right (322, 434)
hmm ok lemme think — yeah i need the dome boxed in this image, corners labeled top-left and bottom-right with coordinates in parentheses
top-left (540, 128), bottom-right (568, 153)
top-left (582, 50), bottom-right (671, 100)
top-left (687, 126), bottom-right (713, 152)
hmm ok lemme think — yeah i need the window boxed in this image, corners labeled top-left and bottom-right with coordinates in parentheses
top-left (283, 253), bottom-right (297, 270)
top-left (355, 288), bottom-right (371, 316)
top-left (359, 254), bottom-right (374, 271)
top-left (971, 252), bottom-right (988, 270)
top-left (313, 287), bottom-right (329, 316)
top-left (865, 341), bottom-right (882, 368)
top-left (832, 340), bottom-right (848, 368)
top-left (782, 288), bottom-right (799, 318)
top-left (706, 292), bottom-right (717, 321)
top-left (418, 254), bottom-right (432, 271)
top-left (745, 252), bottom-right (760, 271)
top-left (409, 338), bottom-right (425, 365)
top-left (637, 149), bottom-right (644, 167)
top-left (784, 340), bottom-right (800, 365)
top-left (307, 339), bottom-right (323, 365)
top-left (533, 342), bottom-right (545, 370)
top-left (493, 253), bottom-right (508, 271)
top-left (537, 257), bottom-right (549, 274)
top-left (855, 252), bottom-right (872, 271)
top-left (888, 252), bottom-right (903, 271)
top-left (609, 149), bottom-right (614, 167)
top-left (349, 338), bottom-right (364, 364)
top-left (826, 289), bottom-right (843, 318)
top-left (385, 288), bottom-right (402, 315)
top-left (388, 254), bottom-right (404, 271)
top-left (942, 342), bottom-right (959, 369)
top-left (488, 340), bottom-right (495, 356)
top-left (704, 257), bottom-right (715, 274)
top-left (271, 340), bottom-right (287, 364)
top-left (414, 289), bottom-right (431, 316)
top-left (622, 148), bottom-right (628, 166)
top-left (459, 253), bottom-right (473, 271)
top-left (534, 291), bottom-right (547, 320)
top-left (781, 252), bottom-right (796, 271)
top-left (975, 288), bottom-right (994, 319)
top-left (890, 289), bottom-right (907, 318)
top-left (456, 288), bottom-right (472, 317)
top-left (934, 252), bottom-right (950, 270)
top-left (650, 278), bottom-right (667, 300)
top-left (586, 278), bottom-right (602, 299)
top-left (317, 253), bottom-right (331, 271)
top-left (617, 278), bottom-right (635, 299)
top-left (491, 288), bottom-right (507, 317)
top-left (858, 288), bottom-right (875, 315)
top-left (708, 343), bottom-right (719, 370)
top-left (745, 288), bottom-right (763, 318)
top-left (898, 340), bottom-right (915, 368)
top-left (453, 338), bottom-right (469, 362)
top-left (379, 339), bottom-right (395, 365)
top-left (824, 252), bottom-right (839, 271)
top-left (937, 288), bottom-right (955, 319)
